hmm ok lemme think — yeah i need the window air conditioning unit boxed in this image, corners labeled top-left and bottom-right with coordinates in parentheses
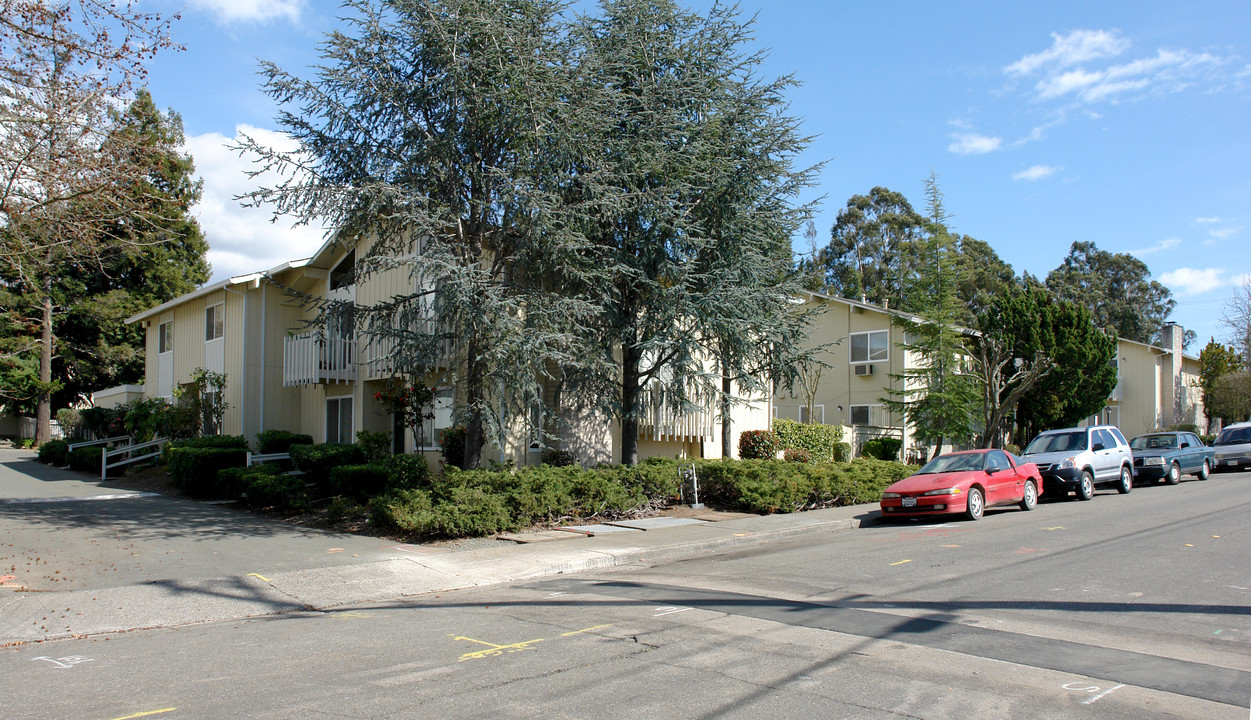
top-left (854, 364), bottom-right (873, 376)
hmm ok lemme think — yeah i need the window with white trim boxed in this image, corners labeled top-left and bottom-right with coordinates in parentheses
top-left (158, 321), bottom-right (173, 354)
top-left (799, 405), bottom-right (824, 424)
top-left (850, 330), bottom-right (888, 364)
top-left (205, 303), bottom-right (224, 342)
top-left (326, 396), bottom-right (354, 444)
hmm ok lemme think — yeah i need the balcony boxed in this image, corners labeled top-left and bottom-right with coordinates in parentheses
top-left (638, 382), bottom-right (715, 442)
top-left (283, 331), bottom-right (355, 386)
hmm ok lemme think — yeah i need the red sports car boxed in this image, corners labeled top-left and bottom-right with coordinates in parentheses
top-left (879, 449), bottom-right (1043, 521)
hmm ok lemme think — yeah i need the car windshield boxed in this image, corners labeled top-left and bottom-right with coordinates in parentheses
top-left (1130, 434), bottom-right (1177, 451)
top-left (915, 453), bottom-right (985, 474)
top-left (1215, 427), bottom-right (1251, 445)
top-left (1023, 431), bottom-right (1086, 454)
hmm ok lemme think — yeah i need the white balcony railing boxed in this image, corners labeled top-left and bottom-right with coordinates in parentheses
top-left (283, 331), bottom-right (356, 386)
top-left (638, 382), bottom-right (715, 442)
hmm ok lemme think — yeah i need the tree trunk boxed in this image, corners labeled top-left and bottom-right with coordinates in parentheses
top-left (621, 345), bottom-right (640, 466)
top-left (462, 338), bottom-right (484, 470)
top-left (721, 364), bottom-right (732, 458)
top-left (36, 269), bottom-right (54, 445)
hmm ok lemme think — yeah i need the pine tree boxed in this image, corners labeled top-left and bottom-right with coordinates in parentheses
top-left (881, 174), bottom-right (979, 457)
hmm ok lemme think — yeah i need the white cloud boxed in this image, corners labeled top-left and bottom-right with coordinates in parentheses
top-left (190, 0), bottom-right (304, 24)
top-left (1006, 29), bottom-right (1235, 105)
top-left (1012, 164), bottom-right (1060, 181)
top-left (948, 132), bottom-right (1002, 155)
top-left (1004, 30), bottom-right (1131, 77)
top-left (1159, 267), bottom-right (1245, 297)
top-left (184, 125), bottom-right (330, 282)
top-left (1195, 216), bottom-right (1222, 224)
top-left (1129, 237), bottom-right (1181, 256)
top-left (1208, 226), bottom-right (1242, 240)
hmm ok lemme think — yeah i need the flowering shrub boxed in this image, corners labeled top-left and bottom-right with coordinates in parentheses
top-left (374, 378), bottom-right (434, 446)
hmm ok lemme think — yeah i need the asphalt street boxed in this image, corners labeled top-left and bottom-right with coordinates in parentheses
top-left (0, 448), bottom-right (1248, 719)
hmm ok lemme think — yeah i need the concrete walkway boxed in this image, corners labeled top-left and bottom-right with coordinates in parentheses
top-left (0, 448), bottom-right (875, 645)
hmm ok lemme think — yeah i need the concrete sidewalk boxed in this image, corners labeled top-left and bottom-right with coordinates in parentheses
top-left (0, 448), bottom-right (875, 645)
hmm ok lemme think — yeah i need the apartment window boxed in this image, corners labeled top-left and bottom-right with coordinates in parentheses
top-left (799, 405), bottom-right (824, 424)
top-left (326, 396), bottom-right (354, 444)
top-left (158, 321), bottom-right (173, 354)
top-left (851, 405), bottom-right (886, 426)
top-left (850, 330), bottom-right (888, 364)
top-left (205, 303), bottom-right (224, 342)
top-left (330, 249), bottom-right (356, 291)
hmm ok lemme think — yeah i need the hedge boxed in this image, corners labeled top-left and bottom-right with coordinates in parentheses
top-left (67, 446), bottom-right (103, 473)
top-left (37, 439), bottom-right (69, 466)
top-left (289, 443), bottom-right (366, 490)
top-left (861, 437), bottom-right (903, 462)
top-left (243, 472), bottom-right (309, 512)
top-left (366, 457), bottom-right (909, 539)
top-left (163, 435), bottom-right (249, 464)
top-left (328, 464), bottom-right (390, 502)
top-left (773, 419), bottom-right (844, 463)
top-left (256, 430), bottom-right (314, 454)
top-left (167, 447), bottom-right (248, 498)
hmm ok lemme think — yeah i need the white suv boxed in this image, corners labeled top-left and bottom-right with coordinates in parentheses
top-left (1021, 425), bottom-right (1135, 500)
top-left (1213, 421), bottom-right (1251, 471)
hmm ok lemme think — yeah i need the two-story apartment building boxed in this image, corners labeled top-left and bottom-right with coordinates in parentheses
top-left (126, 234), bottom-right (770, 465)
top-left (772, 292), bottom-right (1206, 459)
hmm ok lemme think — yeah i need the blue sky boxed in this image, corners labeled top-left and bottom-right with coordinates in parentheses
top-left (144, 0), bottom-right (1251, 349)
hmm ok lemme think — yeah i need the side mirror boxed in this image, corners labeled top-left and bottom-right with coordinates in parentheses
top-left (1180, 442), bottom-right (1190, 448)
top-left (1092, 442), bottom-right (1106, 451)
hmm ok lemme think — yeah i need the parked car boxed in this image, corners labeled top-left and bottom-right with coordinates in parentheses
top-left (1128, 431), bottom-right (1213, 484)
top-left (1021, 425), bottom-right (1134, 500)
top-left (879, 449), bottom-right (1042, 521)
top-left (1213, 421), bottom-right (1251, 472)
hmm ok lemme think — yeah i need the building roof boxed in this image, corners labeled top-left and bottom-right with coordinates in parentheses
top-left (125, 258), bottom-right (311, 324)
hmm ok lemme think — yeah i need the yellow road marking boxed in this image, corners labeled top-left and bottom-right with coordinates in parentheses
top-left (1185, 544), bottom-right (1195, 547)
top-left (106, 709), bottom-right (177, 720)
top-left (890, 559), bottom-right (912, 566)
top-left (940, 544), bottom-right (960, 548)
top-left (452, 635), bottom-right (544, 661)
top-left (1211, 535), bottom-right (1220, 538)
top-left (562, 624), bottom-right (612, 637)
top-left (247, 573), bottom-right (271, 582)
top-left (1043, 526), bottom-right (1066, 531)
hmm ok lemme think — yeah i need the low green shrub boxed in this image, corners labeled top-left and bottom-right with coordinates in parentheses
top-left (163, 435), bottom-right (249, 464)
top-left (37, 439), bottom-right (69, 465)
top-left (774, 419), bottom-right (843, 462)
top-left (355, 430), bottom-right (392, 463)
top-left (289, 443), bottom-right (366, 490)
top-left (861, 437), bottom-right (903, 462)
top-left (739, 429), bottom-right (781, 459)
top-left (835, 442), bottom-right (852, 462)
top-left (256, 430), bottom-right (314, 454)
top-left (217, 464), bottom-right (281, 500)
top-left (541, 448), bottom-right (577, 467)
top-left (68, 446), bottom-right (103, 473)
top-left (167, 447), bottom-right (248, 498)
top-left (244, 473), bottom-right (309, 512)
top-left (1003, 443), bottom-right (1021, 456)
top-left (385, 454), bottom-right (431, 491)
top-left (438, 426), bottom-right (466, 468)
top-left (328, 464), bottom-right (390, 501)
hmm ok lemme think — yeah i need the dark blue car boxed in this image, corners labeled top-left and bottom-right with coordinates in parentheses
top-left (1129, 431), bottom-right (1214, 484)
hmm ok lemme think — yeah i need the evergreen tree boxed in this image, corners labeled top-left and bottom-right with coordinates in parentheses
top-left (810, 186), bottom-right (923, 309)
top-left (1044, 240), bottom-right (1175, 345)
top-left (881, 174), bottom-right (979, 457)
top-left (239, 0), bottom-right (594, 468)
top-left (568, 0), bottom-right (819, 465)
top-left (1197, 339), bottom-right (1242, 426)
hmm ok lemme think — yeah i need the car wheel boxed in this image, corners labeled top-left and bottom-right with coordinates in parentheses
top-left (1166, 461), bottom-right (1181, 485)
top-left (1198, 459), bottom-right (1211, 481)
top-left (1077, 471), bottom-right (1095, 501)
top-left (965, 487), bottom-right (984, 521)
top-left (1117, 465), bottom-right (1133, 494)
top-left (1019, 480), bottom-right (1037, 511)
